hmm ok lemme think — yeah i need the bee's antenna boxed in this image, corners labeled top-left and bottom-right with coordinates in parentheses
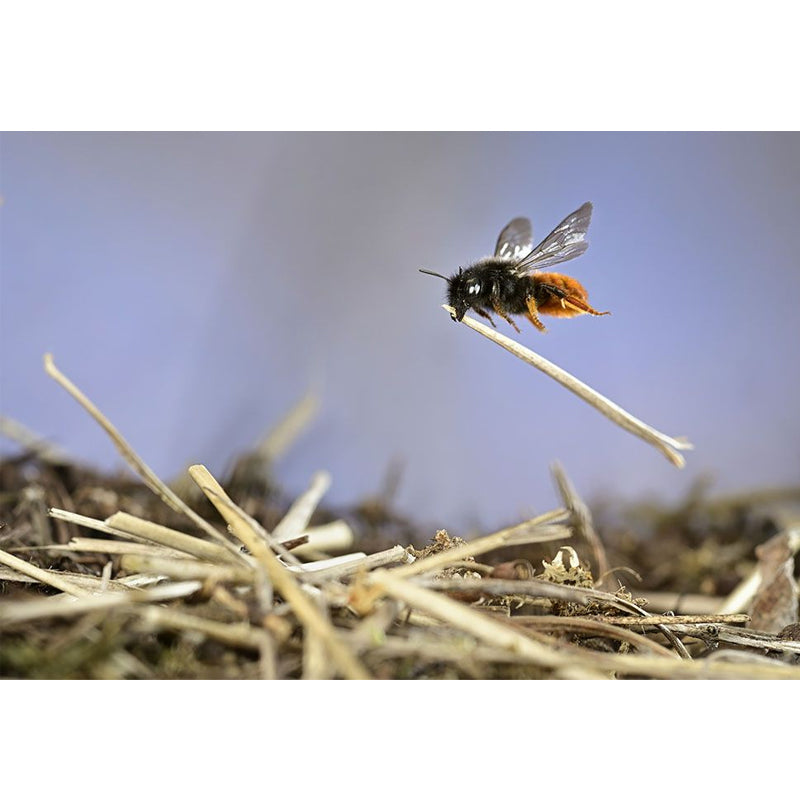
top-left (419, 268), bottom-right (449, 281)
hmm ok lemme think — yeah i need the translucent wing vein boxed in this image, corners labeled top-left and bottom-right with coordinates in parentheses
top-left (512, 202), bottom-right (593, 274)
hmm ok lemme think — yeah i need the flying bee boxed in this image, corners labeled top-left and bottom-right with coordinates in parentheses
top-left (420, 201), bottom-right (610, 333)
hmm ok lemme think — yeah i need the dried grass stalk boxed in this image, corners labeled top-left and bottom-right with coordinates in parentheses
top-left (0, 581), bottom-right (202, 625)
top-left (302, 587), bottom-right (336, 679)
top-left (421, 577), bottom-right (691, 658)
top-left (388, 510), bottom-right (570, 580)
top-left (586, 649), bottom-right (799, 679)
top-left (0, 563), bottom-right (129, 592)
top-left (0, 548), bottom-right (94, 598)
top-left (510, 615), bottom-right (677, 657)
top-left (297, 545), bottom-right (411, 584)
top-left (119, 554), bottom-right (255, 584)
top-left (444, 306), bottom-right (693, 467)
top-left (48, 508), bottom-right (124, 537)
top-left (105, 511), bottom-right (243, 565)
top-left (132, 605), bottom-right (270, 651)
top-left (188, 464), bottom-right (371, 680)
top-left (551, 462), bottom-right (610, 585)
top-left (43, 354), bottom-right (240, 556)
top-left (271, 470), bottom-right (332, 544)
top-left (368, 569), bottom-right (573, 669)
top-left (41, 538), bottom-right (192, 558)
top-left (258, 388), bottom-right (320, 464)
top-left (0, 415), bottom-right (71, 464)
top-left (289, 520), bottom-right (356, 557)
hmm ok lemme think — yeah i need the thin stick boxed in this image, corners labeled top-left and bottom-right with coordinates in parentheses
top-left (48, 508), bottom-right (123, 537)
top-left (0, 415), bottom-right (71, 464)
top-left (271, 471), bottom-right (332, 544)
top-left (0, 581), bottom-right (202, 626)
top-left (202, 493), bottom-right (305, 569)
top-left (43, 354), bottom-right (240, 556)
top-left (421, 577), bottom-right (691, 658)
top-left (298, 545), bottom-right (412, 585)
top-left (574, 613), bottom-right (750, 627)
top-left (0, 560), bottom-right (129, 593)
top-left (551, 461), bottom-right (610, 585)
top-left (288, 520), bottom-right (356, 558)
top-left (187, 464), bottom-right (371, 680)
top-left (133, 606), bottom-right (271, 651)
top-left (302, 587), bottom-right (336, 680)
top-left (0, 548), bottom-right (94, 598)
top-left (369, 569), bottom-right (575, 670)
top-left (347, 633), bottom-right (573, 668)
top-left (289, 552), bottom-right (365, 573)
top-left (27, 539), bottom-right (186, 558)
top-left (585, 649), bottom-right (799, 679)
top-left (509, 615), bottom-right (677, 657)
top-left (444, 306), bottom-right (693, 468)
top-left (119, 554), bottom-right (255, 584)
top-left (105, 511), bottom-right (243, 565)
top-left (670, 624), bottom-right (800, 656)
top-left (387, 510), bottom-right (570, 580)
top-left (258, 388), bottom-right (320, 464)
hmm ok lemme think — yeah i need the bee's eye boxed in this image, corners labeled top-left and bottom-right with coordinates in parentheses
top-left (468, 282), bottom-right (481, 296)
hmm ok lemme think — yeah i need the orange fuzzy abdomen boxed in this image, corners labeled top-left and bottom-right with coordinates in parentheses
top-left (531, 273), bottom-right (592, 317)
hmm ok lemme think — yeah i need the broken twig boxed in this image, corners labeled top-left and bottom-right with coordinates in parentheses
top-left (443, 306), bottom-right (693, 467)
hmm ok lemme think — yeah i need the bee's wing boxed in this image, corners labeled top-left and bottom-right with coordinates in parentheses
top-left (494, 216), bottom-right (533, 261)
top-left (512, 202), bottom-right (592, 274)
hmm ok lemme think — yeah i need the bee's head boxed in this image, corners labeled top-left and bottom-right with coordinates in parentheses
top-left (419, 266), bottom-right (481, 322)
top-left (447, 267), bottom-right (484, 322)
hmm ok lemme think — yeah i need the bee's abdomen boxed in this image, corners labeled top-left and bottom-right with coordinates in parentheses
top-left (532, 273), bottom-right (593, 318)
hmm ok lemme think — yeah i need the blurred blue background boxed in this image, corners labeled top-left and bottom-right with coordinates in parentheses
top-left (1, 133), bottom-right (799, 531)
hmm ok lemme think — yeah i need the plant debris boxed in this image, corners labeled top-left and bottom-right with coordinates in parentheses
top-left (1, 356), bottom-right (799, 679)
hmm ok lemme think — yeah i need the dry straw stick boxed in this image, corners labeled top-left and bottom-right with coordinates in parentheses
top-left (119, 554), bottom-right (255, 584)
top-left (105, 511), bottom-right (242, 565)
top-left (258, 388), bottom-right (320, 464)
top-left (289, 520), bottom-right (356, 558)
top-left (388, 510), bottom-right (570, 581)
top-left (420, 577), bottom-right (691, 658)
top-left (0, 415), bottom-right (71, 465)
top-left (0, 548), bottom-right (94, 598)
top-left (48, 508), bottom-right (133, 537)
top-left (368, 569), bottom-right (577, 671)
top-left (0, 564), bottom-right (128, 592)
top-left (0, 581), bottom-right (202, 626)
top-left (510, 615), bottom-right (677, 658)
top-left (551, 462), bottom-right (610, 586)
top-left (444, 306), bottom-right (693, 468)
top-left (43, 354), bottom-right (241, 557)
top-left (298, 545), bottom-right (411, 585)
top-left (187, 464), bottom-right (371, 680)
top-left (271, 470), bottom-right (334, 544)
top-left (49, 508), bottom-right (239, 564)
top-left (42, 538), bottom-right (189, 558)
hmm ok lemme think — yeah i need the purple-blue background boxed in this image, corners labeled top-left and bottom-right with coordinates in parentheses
top-left (1, 133), bottom-right (799, 530)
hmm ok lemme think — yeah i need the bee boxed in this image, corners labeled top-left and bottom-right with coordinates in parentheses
top-left (420, 201), bottom-right (609, 333)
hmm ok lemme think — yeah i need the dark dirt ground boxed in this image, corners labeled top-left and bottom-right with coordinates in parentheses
top-left (1, 446), bottom-right (799, 679)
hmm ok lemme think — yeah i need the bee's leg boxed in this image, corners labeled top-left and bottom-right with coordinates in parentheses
top-left (473, 308), bottom-right (497, 328)
top-left (525, 297), bottom-right (548, 332)
top-left (540, 284), bottom-right (610, 317)
top-left (490, 300), bottom-right (521, 333)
